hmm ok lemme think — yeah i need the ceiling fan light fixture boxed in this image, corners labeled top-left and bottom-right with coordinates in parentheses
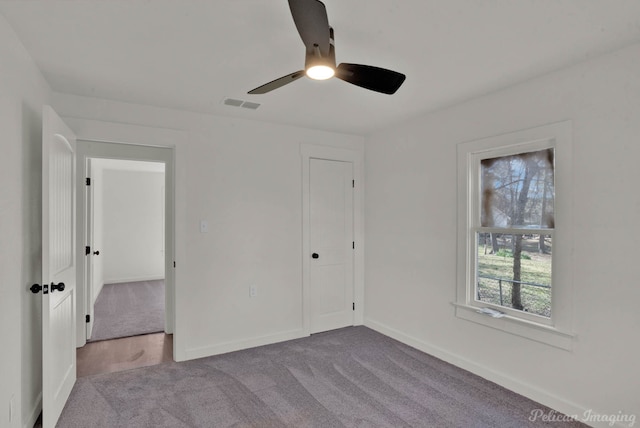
top-left (306, 64), bottom-right (335, 80)
top-left (247, 0), bottom-right (405, 95)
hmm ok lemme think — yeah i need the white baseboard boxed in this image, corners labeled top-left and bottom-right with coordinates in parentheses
top-left (365, 318), bottom-right (630, 428)
top-left (181, 328), bottom-right (308, 362)
top-left (104, 275), bottom-right (165, 284)
top-left (23, 392), bottom-right (41, 428)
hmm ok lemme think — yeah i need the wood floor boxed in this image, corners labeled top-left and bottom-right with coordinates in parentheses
top-left (34, 333), bottom-right (173, 426)
top-left (77, 332), bottom-right (173, 377)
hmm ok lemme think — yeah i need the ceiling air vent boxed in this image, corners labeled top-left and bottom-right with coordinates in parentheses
top-left (222, 98), bottom-right (261, 110)
top-left (223, 98), bottom-right (243, 107)
top-left (241, 101), bottom-right (260, 110)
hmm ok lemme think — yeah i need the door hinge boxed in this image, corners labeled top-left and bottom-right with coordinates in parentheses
top-left (353, 302), bottom-right (355, 311)
top-left (85, 246), bottom-right (90, 255)
top-left (173, 261), bottom-right (176, 268)
top-left (352, 179), bottom-right (355, 188)
top-left (352, 241), bottom-right (355, 249)
top-left (85, 314), bottom-right (90, 323)
top-left (86, 177), bottom-right (91, 186)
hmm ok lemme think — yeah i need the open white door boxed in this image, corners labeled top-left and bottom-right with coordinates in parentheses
top-left (84, 159), bottom-right (95, 339)
top-left (41, 105), bottom-right (77, 427)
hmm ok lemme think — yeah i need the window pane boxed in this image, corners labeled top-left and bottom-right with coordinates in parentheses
top-left (476, 233), bottom-right (552, 318)
top-left (481, 149), bottom-right (554, 228)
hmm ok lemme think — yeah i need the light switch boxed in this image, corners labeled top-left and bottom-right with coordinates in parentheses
top-left (200, 220), bottom-right (209, 233)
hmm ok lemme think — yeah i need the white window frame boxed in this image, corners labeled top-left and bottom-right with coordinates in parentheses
top-left (455, 121), bottom-right (575, 350)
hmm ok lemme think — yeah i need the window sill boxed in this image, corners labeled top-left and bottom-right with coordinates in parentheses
top-left (451, 303), bottom-right (575, 351)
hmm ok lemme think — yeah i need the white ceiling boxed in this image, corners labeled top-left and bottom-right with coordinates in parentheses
top-left (2, 1), bottom-right (640, 135)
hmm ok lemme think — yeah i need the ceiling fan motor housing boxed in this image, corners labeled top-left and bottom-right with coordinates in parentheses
top-left (305, 28), bottom-right (336, 72)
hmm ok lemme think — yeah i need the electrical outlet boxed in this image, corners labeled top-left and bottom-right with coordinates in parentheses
top-left (249, 284), bottom-right (257, 297)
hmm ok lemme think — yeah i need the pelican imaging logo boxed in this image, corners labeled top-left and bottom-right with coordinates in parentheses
top-left (529, 409), bottom-right (636, 427)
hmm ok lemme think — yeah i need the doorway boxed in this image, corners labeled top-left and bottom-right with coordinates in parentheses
top-left (75, 140), bottom-right (175, 375)
top-left (86, 158), bottom-right (166, 342)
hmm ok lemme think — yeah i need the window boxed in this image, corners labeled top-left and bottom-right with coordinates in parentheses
top-left (456, 122), bottom-right (574, 350)
top-left (477, 148), bottom-right (554, 321)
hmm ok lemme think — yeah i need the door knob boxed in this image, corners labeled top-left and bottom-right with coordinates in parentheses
top-left (30, 284), bottom-right (42, 294)
top-left (51, 282), bottom-right (65, 292)
top-left (312, 253), bottom-right (319, 259)
top-left (93, 250), bottom-right (100, 255)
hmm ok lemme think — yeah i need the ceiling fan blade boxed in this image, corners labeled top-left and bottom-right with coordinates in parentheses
top-left (288, 0), bottom-right (330, 56)
top-left (336, 63), bottom-right (406, 94)
top-left (248, 70), bottom-right (305, 94)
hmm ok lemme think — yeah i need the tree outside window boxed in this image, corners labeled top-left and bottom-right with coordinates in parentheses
top-left (476, 149), bottom-right (554, 318)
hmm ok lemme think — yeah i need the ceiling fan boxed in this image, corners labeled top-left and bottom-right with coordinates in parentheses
top-left (248, 0), bottom-right (406, 95)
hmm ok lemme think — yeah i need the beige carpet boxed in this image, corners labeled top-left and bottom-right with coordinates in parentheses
top-left (56, 326), bottom-right (586, 427)
top-left (89, 280), bottom-right (165, 342)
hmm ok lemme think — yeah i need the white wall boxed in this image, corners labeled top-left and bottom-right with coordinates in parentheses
top-left (51, 92), bottom-right (365, 361)
top-left (0, 14), bottom-right (51, 428)
top-left (364, 42), bottom-right (640, 425)
top-left (102, 168), bottom-right (165, 284)
top-left (0, 98), bottom-right (24, 428)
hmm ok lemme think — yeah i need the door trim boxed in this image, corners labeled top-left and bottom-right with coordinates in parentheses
top-left (301, 144), bottom-right (364, 335)
top-left (65, 118), bottom-right (187, 360)
top-left (75, 141), bottom-right (175, 347)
